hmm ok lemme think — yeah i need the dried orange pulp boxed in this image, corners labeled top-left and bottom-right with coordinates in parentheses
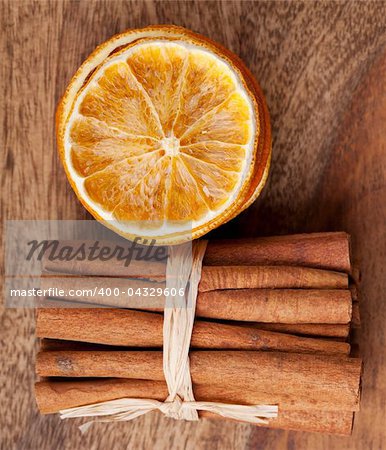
top-left (57, 26), bottom-right (271, 244)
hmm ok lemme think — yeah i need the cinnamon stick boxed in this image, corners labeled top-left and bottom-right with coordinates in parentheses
top-left (41, 239), bottom-right (166, 279)
top-left (36, 308), bottom-right (350, 355)
top-left (199, 266), bottom-right (348, 291)
top-left (36, 299), bottom-right (351, 338)
top-left (34, 379), bottom-right (354, 435)
top-left (41, 265), bottom-right (349, 293)
top-left (40, 337), bottom-right (348, 355)
top-left (36, 350), bottom-right (362, 411)
top-left (195, 289), bottom-right (352, 323)
top-left (38, 278), bottom-right (352, 324)
top-left (41, 232), bottom-right (351, 274)
top-left (204, 232), bottom-right (351, 272)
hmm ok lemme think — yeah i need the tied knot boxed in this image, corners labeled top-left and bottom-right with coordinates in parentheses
top-left (160, 396), bottom-right (185, 419)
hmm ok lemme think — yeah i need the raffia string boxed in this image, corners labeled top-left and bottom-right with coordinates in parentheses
top-left (59, 240), bottom-right (278, 431)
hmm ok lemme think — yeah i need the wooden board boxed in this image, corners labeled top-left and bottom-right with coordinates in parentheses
top-left (1, 1), bottom-right (386, 448)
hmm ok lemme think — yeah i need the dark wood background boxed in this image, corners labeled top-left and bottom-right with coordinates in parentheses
top-left (1, 1), bottom-right (386, 449)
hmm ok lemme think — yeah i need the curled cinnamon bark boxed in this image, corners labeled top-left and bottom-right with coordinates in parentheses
top-left (40, 232), bottom-right (351, 274)
top-left (36, 350), bottom-right (362, 411)
top-left (204, 232), bottom-right (351, 272)
top-left (35, 379), bottom-right (354, 434)
top-left (37, 284), bottom-right (352, 324)
top-left (35, 379), bottom-right (353, 435)
top-left (36, 308), bottom-right (350, 355)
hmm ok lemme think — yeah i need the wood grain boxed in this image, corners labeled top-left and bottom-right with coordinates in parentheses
top-left (1, 1), bottom-right (386, 449)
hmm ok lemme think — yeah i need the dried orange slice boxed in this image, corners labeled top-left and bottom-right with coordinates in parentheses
top-left (57, 26), bottom-right (271, 244)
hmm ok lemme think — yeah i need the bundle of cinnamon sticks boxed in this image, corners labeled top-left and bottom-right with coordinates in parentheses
top-left (34, 232), bottom-right (362, 435)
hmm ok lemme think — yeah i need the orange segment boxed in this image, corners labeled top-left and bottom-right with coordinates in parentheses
top-left (70, 116), bottom-right (129, 145)
top-left (79, 62), bottom-right (163, 138)
top-left (84, 150), bottom-right (164, 211)
top-left (180, 142), bottom-right (246, 172)
top-left (172, 50), bottom-right (236, 138)
top-left (180, 92), bottom-right (253, 145)
top-left (180, 154), bottom-right (239, 210)
top-left (167, 157), bottom-right (209, 221)
top-left (114, 156), bottom-right (171, 223)
top-left (70, 117), bottom-right (160, 177)
top-left (127, 43), bottom-right (187, 136)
